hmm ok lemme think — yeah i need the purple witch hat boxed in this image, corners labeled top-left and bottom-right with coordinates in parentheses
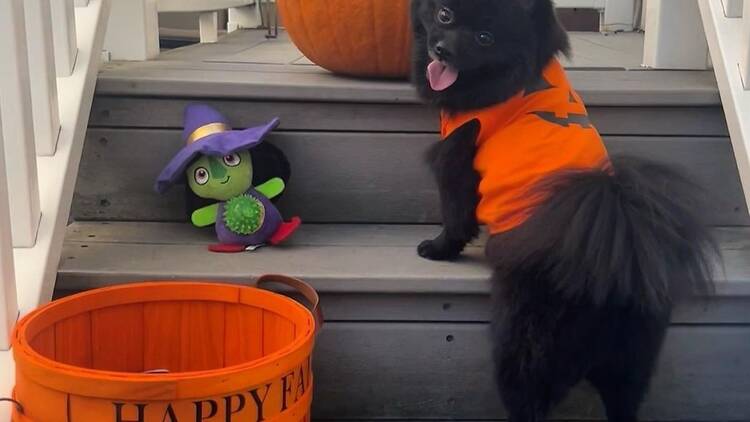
top-left (155, 104), bottom-right (280, 193)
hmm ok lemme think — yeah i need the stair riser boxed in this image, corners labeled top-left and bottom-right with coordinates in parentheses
top-left (73, 127), bottom-right (747, 225)
top-left (310, 323), bottom-right (750, 421)
top-left (89, 96), bottom-right (730, 138)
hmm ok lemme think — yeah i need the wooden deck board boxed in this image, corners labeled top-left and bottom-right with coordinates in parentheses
top-left (89, 96), bottom-right (729, 137)
top-left (71, 129), bottom-right (747, 226)
top-left (155, 29), bottom-right (646, 69)
top-left (57, 221), bottom-right (750, 419)
top-left (59, 222), bottom-right (749, 297)
top-left (96, 30), bottom-right (719, 106)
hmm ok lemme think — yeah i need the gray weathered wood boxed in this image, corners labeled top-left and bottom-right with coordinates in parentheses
top-left (58, 222), bottom-right (749, 297)
top-left (96, 28), bottom-right (719, 106)
top-left (312, 323), bottom-right (750, 420)
top-left (89, 96), bottom-right (729, 137)
top-left (72, 129), bottom-right (748, 225)
top-left (96, 64), bottom-right (720, 106)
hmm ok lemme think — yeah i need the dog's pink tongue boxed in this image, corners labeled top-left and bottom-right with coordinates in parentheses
top-left (427, 60), bottom-right (458, 91)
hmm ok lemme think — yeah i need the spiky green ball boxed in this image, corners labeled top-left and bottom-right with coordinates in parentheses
top-left (223, 195), bottom-right (264, 235)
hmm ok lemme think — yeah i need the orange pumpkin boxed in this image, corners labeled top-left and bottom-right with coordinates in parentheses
top-left (278, 0), bottom-right (412, 79)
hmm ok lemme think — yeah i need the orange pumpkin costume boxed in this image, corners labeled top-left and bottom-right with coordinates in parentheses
top-left (440, 59), bottom-right (610, 234)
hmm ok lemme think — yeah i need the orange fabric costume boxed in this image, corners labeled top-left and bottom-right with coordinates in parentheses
top-left (441, 59), bottom-right (610, 234)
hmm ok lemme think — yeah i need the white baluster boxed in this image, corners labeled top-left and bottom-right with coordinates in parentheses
top-left (642, 0), bottom-right (710, 69)
top-left (723, 0), bottom-right (744, 17)
top-left (199, 11), bottom-right (219, 43)
top-left (0, 110), bottom-right (18, 351)
top-left (0, 0), bottom-right (42, 248)
top-left (104, 0), bottom-right (160, 61)
top-left (601, 0), bottom-right (636, 32)
top-left (51, 0), bottom-right (78, 77)
top-left (25, 0), bottom-right (62, 156)
top-left (742, 0), bottom-right (750, 88)
top-left (229, 4), bottom-right (263, 31)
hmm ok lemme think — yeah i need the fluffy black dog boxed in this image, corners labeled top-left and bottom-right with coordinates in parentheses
top-left (410, 1), bottom-right (718, 421)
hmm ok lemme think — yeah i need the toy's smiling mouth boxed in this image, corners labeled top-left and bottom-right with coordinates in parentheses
top-left (220, 176), bottom-right (231, 185)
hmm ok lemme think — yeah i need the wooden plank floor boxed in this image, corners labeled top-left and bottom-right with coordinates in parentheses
top-left (96, 30), bottom-right (719, 106)
top-left (154, 29), bottom-right (646, 70)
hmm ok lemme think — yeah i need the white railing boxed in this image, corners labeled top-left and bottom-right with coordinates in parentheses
top-left (104, 0), bottom-right (273, 61)
top-left (697, 0), bottom-right (750, 213)
top-left (0, 0), bottom-right (111, 419)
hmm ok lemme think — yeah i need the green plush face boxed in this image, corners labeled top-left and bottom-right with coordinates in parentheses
top-left (186, 150), bottom-right (253, 200)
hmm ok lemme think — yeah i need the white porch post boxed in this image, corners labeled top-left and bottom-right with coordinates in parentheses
top-left (0, 0), bottom-right (42, 248)
top-left (51, 0), bottom-right (79, 77)
top-left (0, 106), bottom-right (19, 352)
top-left (228, 4), bottom-right (263, 31)
top-left (741, 0), bottom-right (750, 87)
top-left (199, 11), bottom-right (220, 43)
top-left (25, 0), bottom-right (62, 156)
top-left (104, 0), bottom-right (160, 61)
top-left (643, 0), bottom-right (710, 69)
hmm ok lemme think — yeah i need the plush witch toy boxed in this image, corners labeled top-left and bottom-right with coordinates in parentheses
top-left (155, 104), bottom-right (301, 253)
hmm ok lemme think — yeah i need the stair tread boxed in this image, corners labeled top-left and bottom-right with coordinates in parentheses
top-left (96, 31), bottom-right (719, 106)
top-left (59, 222), bottom-right (750, 296)
top-left (97, 62), bottom-right (720, 106)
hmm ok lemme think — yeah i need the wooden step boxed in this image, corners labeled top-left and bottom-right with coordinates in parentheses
top-left (73, 127), bottom-right (746, 226)
top-left (56, 222), bottom-right (750, 421)
top-left (77, 30), bottom-right (743, 227)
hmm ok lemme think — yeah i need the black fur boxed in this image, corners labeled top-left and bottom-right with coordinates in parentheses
top-left (419, 119), bottom-right (481, 260)
top-left (411, 0), bottom-right (569, 112)
top-left (410, 1), bottom-right (719, 420)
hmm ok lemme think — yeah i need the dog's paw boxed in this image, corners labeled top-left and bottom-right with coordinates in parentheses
top-left (418, 239), bottom-right (461, 261)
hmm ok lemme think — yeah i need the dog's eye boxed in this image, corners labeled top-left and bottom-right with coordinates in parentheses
top-left (436, 7), bottom-right (454, 25)
top-left (476, 31), bottom-right (495, 47)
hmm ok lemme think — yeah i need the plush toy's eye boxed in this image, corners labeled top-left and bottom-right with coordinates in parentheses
top-left (223, 153), bottom-right (241, 167)
top-left (476, 31), bottom-right (495, 47)
top-left (194, 167), bottom-right (210, 185)
top-left (436, 7), bottom-right (454, 25)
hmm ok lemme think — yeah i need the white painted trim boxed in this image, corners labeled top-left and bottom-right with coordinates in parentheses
top-left (0, 1), bottom-right (111, 413)
top-left (228, 4), bottom-right (263, 31)
top-left (25, 0), bottom-right (62, 156)
top-left (104, 0), bottom-right (159, 61)
top-left (157, 0), bottom-right (253, 13)
top-left (602, 0), bottom-right (637, 31)
top-left (742, 1), bottom-right (750, 86)
top-left (0, 111), bottom-right (18, 352)
top-left (0, 350), bottom-right (15, 420)
top-left (722, 0), bottom-right (744, 16)
top-left (75, 0), bottom-right (90, 6)
top-left (199, 11), bottom-right (219, 43)
top-left (51, 0), bottom-right (78, 77)
top-left (554, 0), bottom-right (606, 7)
top-left (699, 0), bottom-right (750, 213)
top-left (0, 0), bottom-right (42, 248)
top-left (643, 0), bottom-right (710, 69)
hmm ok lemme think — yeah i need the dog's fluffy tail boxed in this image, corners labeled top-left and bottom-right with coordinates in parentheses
top-left (491, 156), bottom-right (718, 312)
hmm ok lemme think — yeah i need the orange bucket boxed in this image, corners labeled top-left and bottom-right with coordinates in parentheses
top-left (8, 275), bottom-right (322, 422)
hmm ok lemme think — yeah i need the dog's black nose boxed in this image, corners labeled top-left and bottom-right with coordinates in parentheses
top-left (434, 41), bottom-right (451, 59)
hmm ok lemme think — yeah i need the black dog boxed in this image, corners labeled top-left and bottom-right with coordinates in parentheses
top-left (411, 1), bottom-right (718, 421)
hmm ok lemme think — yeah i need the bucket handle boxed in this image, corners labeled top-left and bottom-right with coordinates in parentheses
top-left (0, 397), bottom-right (24, 415)
top-left (254, 274), bottom-right (323, 334)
